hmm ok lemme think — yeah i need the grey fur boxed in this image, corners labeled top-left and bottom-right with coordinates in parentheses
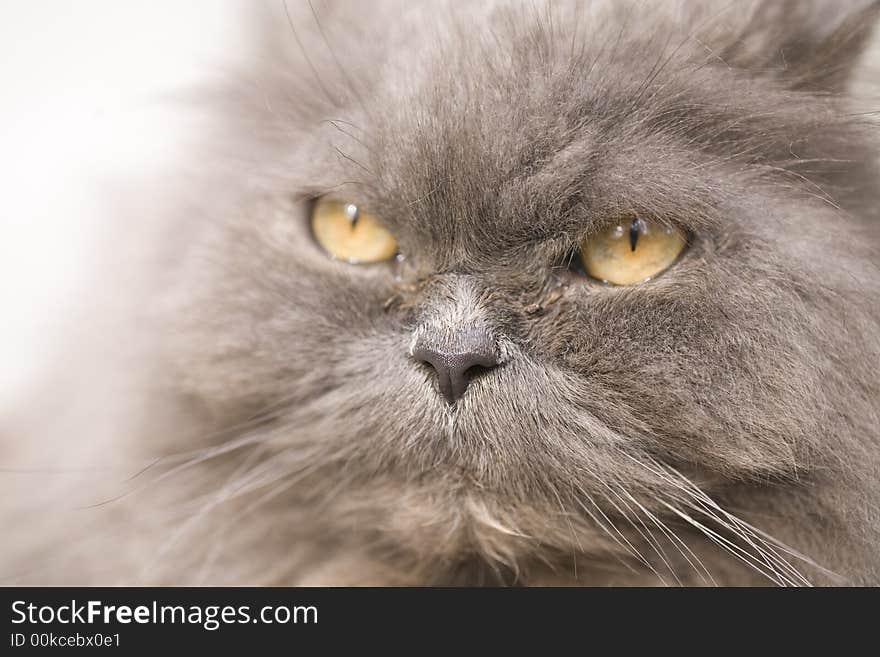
top-left (3, 0), bottom-right (880, 585)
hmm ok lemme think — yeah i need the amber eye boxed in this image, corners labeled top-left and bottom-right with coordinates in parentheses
top-left (310, 197), bottom-right (398, 264)
top-left (579, 216), bottom-right (686, 285)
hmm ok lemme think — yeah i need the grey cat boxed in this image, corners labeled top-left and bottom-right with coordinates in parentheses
top-left (3, 0), bottom-right (880, 586)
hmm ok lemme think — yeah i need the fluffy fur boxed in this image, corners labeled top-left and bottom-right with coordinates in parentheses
top-left (3, 0), bottom-right (880, 586)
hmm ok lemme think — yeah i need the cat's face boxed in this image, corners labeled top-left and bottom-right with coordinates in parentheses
top-left (164, 0), bottom-right (880, 577)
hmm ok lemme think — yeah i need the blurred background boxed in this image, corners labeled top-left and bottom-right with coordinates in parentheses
top-left (0, 1), bottom-right (251, 412)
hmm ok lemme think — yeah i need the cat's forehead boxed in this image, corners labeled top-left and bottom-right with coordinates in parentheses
top-left (289, 0), bottom-right (849, 257)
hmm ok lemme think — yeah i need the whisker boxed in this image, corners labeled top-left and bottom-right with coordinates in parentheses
top-left (320, 119), bottom-right (370, 151)
top-left (613, 482), bottom-right (716, 586)
top-left (648, 459), bottom-right (821, 584)
top-left (333, 145), bottom-right (374, 176)
top-left (574, 485), bottom-right (664, 581)
top-left (657, 500), bottom-right (794, 586)
top-left (617, 451), bottom-right (819, 585)
top-left (281, 0), bottom-right (339, 106)
top-left (78, 433), bottom-right (270, 509)
top-left (550, 486), bottom-right (582, 581)
top-left (600, 481), bottom-right (681, 585)
top-left (306, 0), bottom-right (369, 116)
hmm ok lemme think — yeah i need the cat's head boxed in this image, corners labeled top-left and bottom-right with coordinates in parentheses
top-left (159, 0), bottom-right (880, 580)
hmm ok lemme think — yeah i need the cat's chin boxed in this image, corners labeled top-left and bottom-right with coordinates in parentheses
top-left (300, 473), bottom-right (625, 579)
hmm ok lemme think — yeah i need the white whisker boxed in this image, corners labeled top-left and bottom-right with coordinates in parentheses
top-left (613, 482), bottom-right (717, 586)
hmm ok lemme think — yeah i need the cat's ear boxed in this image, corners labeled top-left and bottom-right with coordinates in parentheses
top-left (724, 0), bottom-right (880, 92)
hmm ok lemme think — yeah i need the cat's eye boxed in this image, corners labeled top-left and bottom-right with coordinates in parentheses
top-left (310, 197), bottom-right (398, 264)
top-left (579, 217), bottom-right (686, 285)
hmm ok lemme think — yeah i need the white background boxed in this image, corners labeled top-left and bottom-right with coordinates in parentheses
top-left (0, 1), bottom-right (250, 411)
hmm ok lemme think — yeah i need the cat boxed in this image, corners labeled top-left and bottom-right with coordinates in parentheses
top-left (2, 0), bottom-right (880, 586)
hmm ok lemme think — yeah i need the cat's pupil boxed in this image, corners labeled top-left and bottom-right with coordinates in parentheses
top-left (344, 203), bottom-right (360, 228)
top-left (629, 217), bottom-right (643, 252)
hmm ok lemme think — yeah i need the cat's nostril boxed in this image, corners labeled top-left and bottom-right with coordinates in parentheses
top-left (412, 346), bottom-right (500, 404)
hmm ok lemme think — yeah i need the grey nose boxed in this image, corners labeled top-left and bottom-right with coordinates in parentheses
top-left (412, 338), bottom-right (500, 404)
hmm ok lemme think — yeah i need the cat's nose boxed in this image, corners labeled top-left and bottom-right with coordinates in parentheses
top-left (412, 335), bottom-right (500, 404)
